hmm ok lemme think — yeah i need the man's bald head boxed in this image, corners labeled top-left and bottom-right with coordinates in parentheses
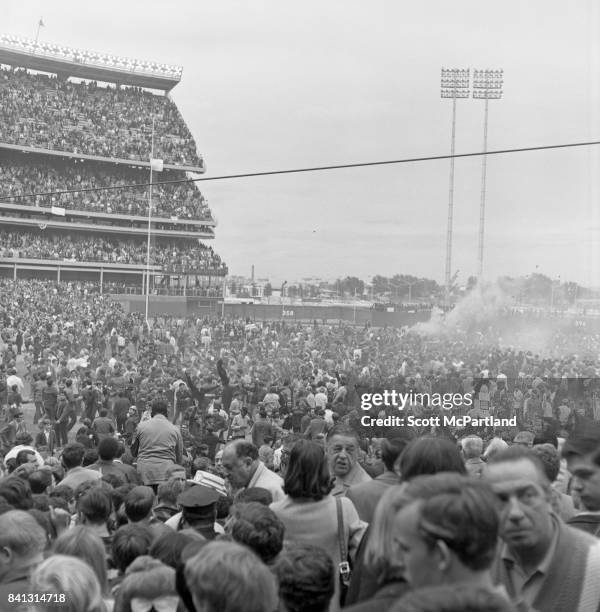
top-left (222, 441), bottom-right (259, 490)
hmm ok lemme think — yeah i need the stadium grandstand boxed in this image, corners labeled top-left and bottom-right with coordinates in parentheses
top-left (0, 33), bottom-right (227, 315)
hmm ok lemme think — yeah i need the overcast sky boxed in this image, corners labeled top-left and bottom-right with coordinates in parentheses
top-left (5, 1), bottom-right (600, 286)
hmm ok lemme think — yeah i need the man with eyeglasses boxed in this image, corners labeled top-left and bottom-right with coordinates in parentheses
top-left (326, 425), bottom-right (371, 497)
top-left (483, 446), bottom-right (600, 612)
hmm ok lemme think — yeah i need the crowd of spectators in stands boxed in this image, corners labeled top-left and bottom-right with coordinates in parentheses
top-left (0, 154), bottom-right (213, 221)
top-left (0, 230), bottom-right (227, 273)
top-left (0, 67), bottom-right (202, 167)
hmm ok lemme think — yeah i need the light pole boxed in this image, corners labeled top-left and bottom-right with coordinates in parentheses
top-left (473, 69), bottom-right (503, 282)
top-left (441, 69), bottom-right (470, 306)
top-left (222, 275), bottom-right (227, 318)
top-left (145, 118), bottom-right (163, 325)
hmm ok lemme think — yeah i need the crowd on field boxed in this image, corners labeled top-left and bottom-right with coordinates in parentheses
top-left (0, 279), bottom-right (599, 611)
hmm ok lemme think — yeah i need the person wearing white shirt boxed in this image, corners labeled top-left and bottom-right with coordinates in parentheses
top-left (222, 439), bottom-right (284, 503)
top-left (314, 387), bottom-right (328, 409)
top-left (4, 444), bottom-right (44, 469)
top-left (6, 369), bottom-right (24, 395)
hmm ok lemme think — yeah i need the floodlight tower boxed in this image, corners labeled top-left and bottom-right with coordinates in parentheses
top-left (473, 69), bottom-right (503, 282)
top-left (441, 68), bottom-right (470, 305)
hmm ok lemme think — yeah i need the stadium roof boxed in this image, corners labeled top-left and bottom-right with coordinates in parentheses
top-left (0, 33), bottom-right (182, 91)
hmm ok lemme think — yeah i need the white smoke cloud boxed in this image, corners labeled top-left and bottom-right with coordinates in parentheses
top-left (412, 283), bottom-right (514, 338)
top-left (410, 283), bottom-right (587, 358)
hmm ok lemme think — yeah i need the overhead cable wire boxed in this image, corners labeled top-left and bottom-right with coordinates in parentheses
top-left (1, 139), bottom-right (599, 202)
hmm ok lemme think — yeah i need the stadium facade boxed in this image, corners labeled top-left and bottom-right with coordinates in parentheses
top-left (0, 33), bottom-right (226, 315)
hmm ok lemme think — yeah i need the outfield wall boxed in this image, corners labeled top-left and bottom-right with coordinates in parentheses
top-left (110, 297), bottom-right (600, 334)
top-left (222, 303), bottom-right (430, 327)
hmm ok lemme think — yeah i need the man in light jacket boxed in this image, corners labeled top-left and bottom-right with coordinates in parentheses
top-left (132, 399), bottom-right (183, 489)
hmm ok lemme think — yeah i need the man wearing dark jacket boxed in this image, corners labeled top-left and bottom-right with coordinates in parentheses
top-left (41, 378), bottom-right (58, 421)
top-left (90, 437), bottom-right (141, 485)
top-left (34, 419), bottom-right (57, 455)
top-left (567, 445), bottom-right (600, 536)
top-left (32, 373), bottom-right (46, 425)
top-left (54, 389), bottom-right (70, 447)
top-left (347, 437), bottom-right (406, 523)
top-left (92, 408), bottom-right (116, 443)
top-left (113, 391), bottom-right (131, 434)
top-left (251, 408), bottom-right (274, 447)
top-left (217, 359), bottom-right (236, 412)
top-left (81, 380), bottom-right (100, 422)
top-left (303, 408), bottom-right (328, 440)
